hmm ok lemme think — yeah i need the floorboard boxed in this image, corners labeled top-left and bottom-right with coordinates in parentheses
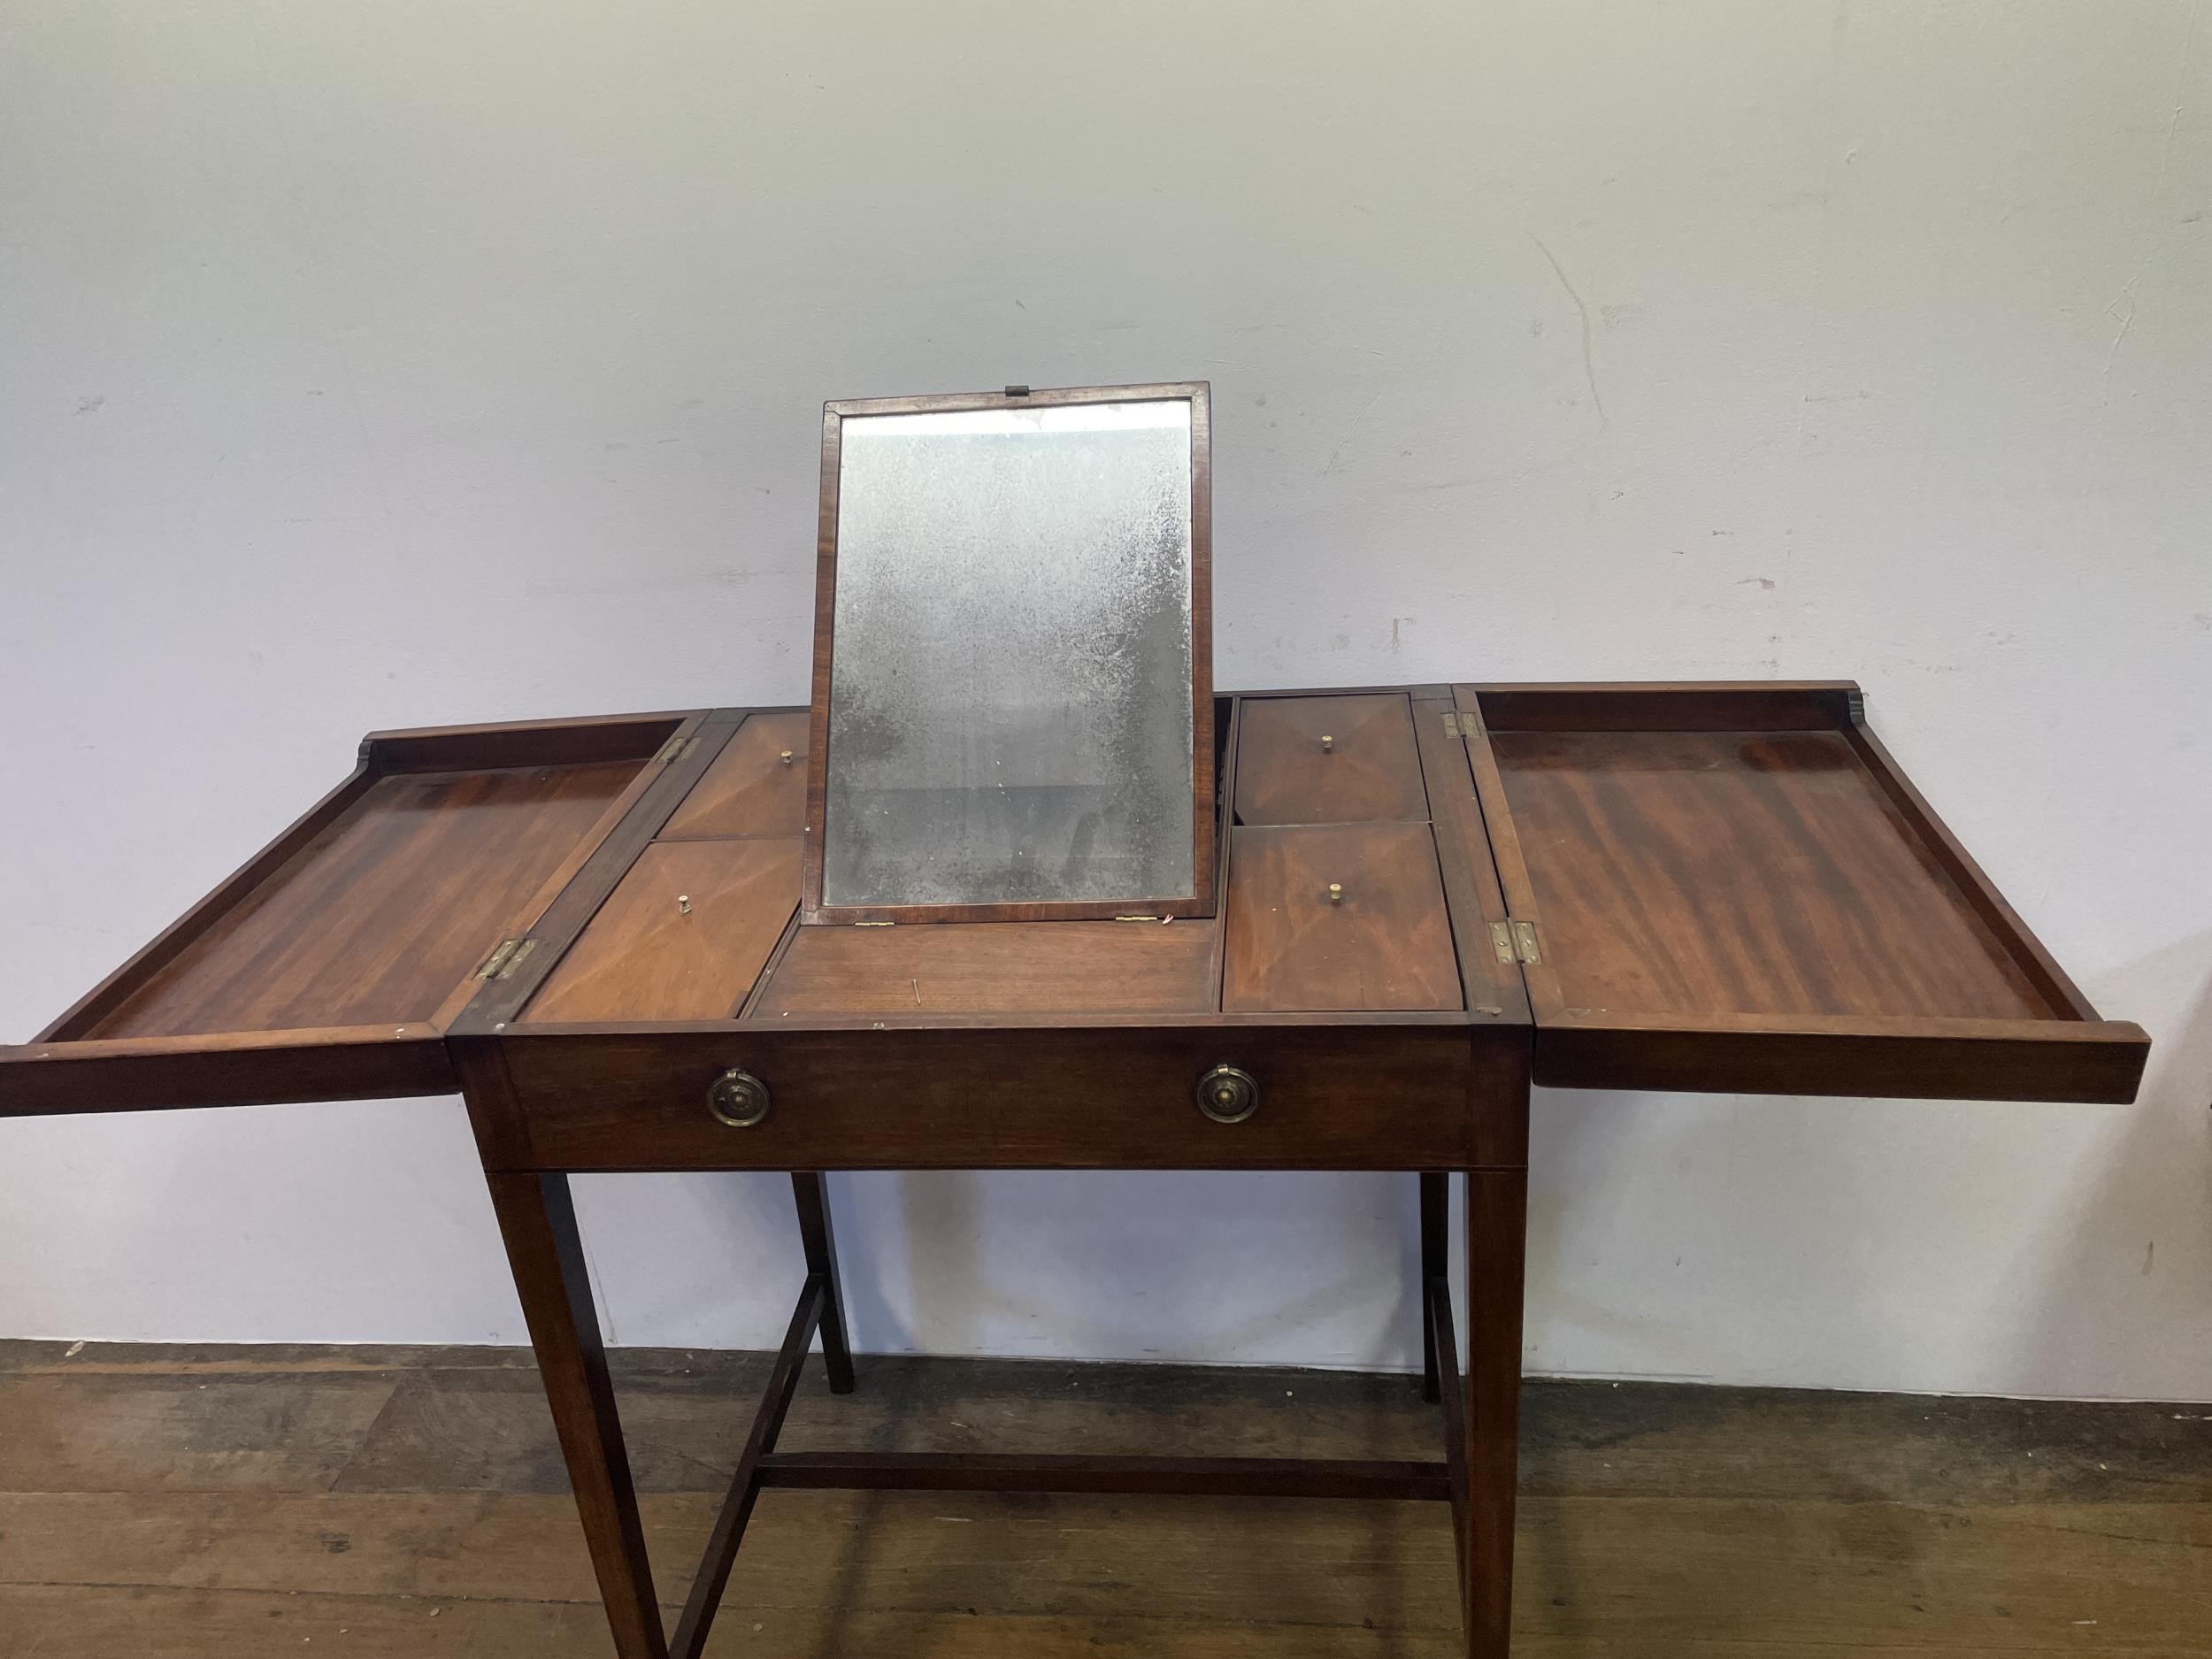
top-left (0, 1340), bottom-right (2205, 1656)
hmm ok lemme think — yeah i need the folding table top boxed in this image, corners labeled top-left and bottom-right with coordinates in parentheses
top-left (0, 682), bottom-right (2148, 1118)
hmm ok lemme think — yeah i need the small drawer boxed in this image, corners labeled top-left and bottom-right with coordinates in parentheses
top-left (495, 1024), bottom-right (1513, 1171)
top-left (660, 712), bottom-right (809, 839)
top-left (1233, 695), bottom-right (1427, 826)
top-left (1225, 823), bottom-right (1462, 1013)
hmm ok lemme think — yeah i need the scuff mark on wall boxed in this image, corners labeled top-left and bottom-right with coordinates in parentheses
top-left (1532, 235), bottom-right (1609, 430)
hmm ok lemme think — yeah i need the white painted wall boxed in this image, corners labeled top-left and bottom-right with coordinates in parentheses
top-left (3, 0), bottom-right (2207, 1401)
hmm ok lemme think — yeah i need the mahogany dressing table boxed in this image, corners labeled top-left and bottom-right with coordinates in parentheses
top-left (0, 373), bottom-right (2149, 1659)
top-left (0, 680), bottom-right (2148, 1658)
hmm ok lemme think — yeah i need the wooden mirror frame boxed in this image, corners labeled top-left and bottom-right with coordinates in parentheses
top-left (802, 380), bottom-right (1214, 926)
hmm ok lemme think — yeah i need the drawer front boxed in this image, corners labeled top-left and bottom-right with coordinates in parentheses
top-left (1233, 694), bottom-right (1427, 826)
top-left (490, 1024), bottom-right (1526, 1171)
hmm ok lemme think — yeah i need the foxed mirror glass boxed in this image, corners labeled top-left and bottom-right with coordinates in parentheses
top-left (805, 383), bottom-right (1213, 923)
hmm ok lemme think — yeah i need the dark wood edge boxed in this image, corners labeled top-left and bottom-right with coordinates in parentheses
top-left (1412, 692), bottom-right (1528, 1023)
top-left (801, 382), bottom-right (1216, 928)
top-left (451, 1036), bottom-right (534, 1175)
top-left (735, 906), bottom-right (806, 1021)
top-left (800, 402), bottom-right (841, 921)
top-left (804, 895), bottom-right (1214, 926)
top-left (1536, 1013), bottom-right (2152, 1103)
top-left (1466, 680), bottom-right (1863, 732)
top-left (0, 1025), bottom-right (453, 1117)
top-left (364, 711), bottom-right (694, 772)
top-left (451, 714), bottom-right (751, 1034)
top-left (37, 763), bottom-right (380, 1042)
top-left (1425, 1270), bottom-right (1469, 1598)
top-left (823, 380), bottom-right (1209, 419)
top-left (668, 1274), bottom-right (826, 1659)
top-left (1230, 683), bottom-right (1454, 702)
top-left (480, 1171), bottom-right (664, 1657)
top-left (1844, 718), bottom-right (2102, 1022)
top-left (1448, 689), bottom-right (1569, 1021)
top-left (503, 1010), bottom-right (1487, 1036)
top-left (1207, 695), bottom-right (1243, 1011)
top-left (756, 1450), bottom-right (1451, 1502)
top-left (1187, 380), bottom-right (1217, 918)
top-left (427, 712), bottom-right (714, 1031)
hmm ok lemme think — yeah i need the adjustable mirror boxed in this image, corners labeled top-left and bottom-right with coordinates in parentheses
top-left (803, 382), bottom-right (1213, 924)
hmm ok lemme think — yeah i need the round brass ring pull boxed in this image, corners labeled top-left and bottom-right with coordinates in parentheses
top-left (1194, 1064), bottom-right (1260, 1125)
top-left (707, 1068), bottom-right (772, 1128)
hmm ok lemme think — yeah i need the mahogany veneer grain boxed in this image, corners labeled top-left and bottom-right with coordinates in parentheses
top-left (757, 918), bottom-right (1217, 1017)
top-left (1233, 692), bottom-right (1428, 826)
top-left (1225, 823), bottom-right (1462, 1013)
top-left (525, 840), bottom-right (803, 1024)
top-left (1487, 728), bottom-right (2051, 1023)
top-left (657, 712), bottom-right (808, 841)
top-left (86, 761), bottom-right (646, 1040)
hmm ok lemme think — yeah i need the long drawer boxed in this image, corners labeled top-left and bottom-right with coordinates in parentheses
top-left (470, 1022), bottom-right (1528, 1173)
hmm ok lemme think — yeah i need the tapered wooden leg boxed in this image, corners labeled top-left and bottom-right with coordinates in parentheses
top-left (791, 1171), bottom-right (856, 1394)
top-left (1420, 1171), bottom-right (1449, 1402)
top-left (485, 1172), bottom-right (667, 1659)
top-left (1462, 1167), bottom-right (1527, 1658)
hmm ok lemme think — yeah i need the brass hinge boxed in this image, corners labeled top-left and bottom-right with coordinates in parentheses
top-left (1114, 914), bottom-right (1162, 923)
top-left (1441, 710), bottom-right (1471, 739)
top-left (473, 938), bottom-right (538, 980)
top-left (1488, 918), bottom-right (1543, 966)
top-left (657, 734), bottom-right (699, 764)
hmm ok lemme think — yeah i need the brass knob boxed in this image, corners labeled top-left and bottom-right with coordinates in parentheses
top-left (1194, 1064), bottom-right (1259, 1125)
top-left (707, 1068), bottom-right (772, 1128)
top-left (1325, 883), bottom-right (1343, 905)
top-left (1319, 733), bottom-right (1334, 752)
top-left (780, 749), bottom-right (795, 765)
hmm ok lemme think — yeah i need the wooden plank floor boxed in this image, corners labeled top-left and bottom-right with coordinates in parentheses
top-left (1, 1340), bottom-right (2206, 1656)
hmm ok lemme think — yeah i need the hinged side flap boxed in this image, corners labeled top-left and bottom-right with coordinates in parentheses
top-left (2, 711), bottom-right (705, 1118)
top-left (1451, 680), bottom-right (2151, 1105)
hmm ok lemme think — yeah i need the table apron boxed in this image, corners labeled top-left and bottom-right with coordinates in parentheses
top-left (465, 1024), bottom-right (1531, 1172)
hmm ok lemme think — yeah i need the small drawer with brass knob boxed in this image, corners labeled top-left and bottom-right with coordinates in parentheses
top-left (706, 1067), bottom-right (772, 1127)
top-left (1194, 1064), bottom-right (1260, 1124)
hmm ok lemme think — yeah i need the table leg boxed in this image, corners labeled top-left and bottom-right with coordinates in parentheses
top-left (484, 1171), bottom-right (667, 1659)
top-left (1420, 1171), bottom-right (1449, 1402)
top-left (1463, 1167), bottom-right (1527, 1659)
top-left (791, 1171), bottom-right (856, 1394)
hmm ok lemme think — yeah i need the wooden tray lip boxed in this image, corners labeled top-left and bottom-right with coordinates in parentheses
top-left (1450, 680), bottom-right (2150, 1103)
top-left (0, 710), bottom-right (704, 1117)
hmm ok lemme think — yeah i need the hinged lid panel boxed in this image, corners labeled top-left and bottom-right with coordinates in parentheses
top-left (1449, 682), bottom-right (2149, 1103)
top-left (0, 711), bottom-right (701, 1116)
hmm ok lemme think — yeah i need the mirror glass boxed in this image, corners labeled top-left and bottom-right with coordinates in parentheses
top-left (820, 397), bottom-right (1197, 911)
